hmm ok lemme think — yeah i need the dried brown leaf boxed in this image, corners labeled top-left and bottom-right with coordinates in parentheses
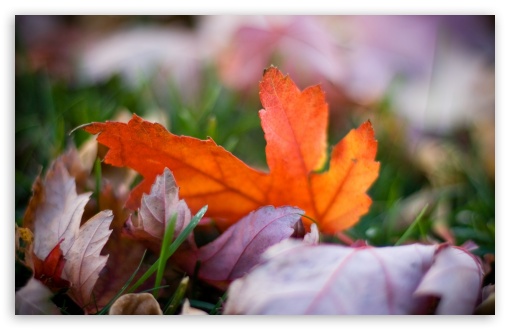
top-left (109, 293), bottom-right (162, 315)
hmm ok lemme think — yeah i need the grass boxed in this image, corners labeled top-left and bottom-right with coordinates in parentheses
top-left (15, 55), bottom-right (494, 314)
top-left (127, 206), bottom-right (208, 295)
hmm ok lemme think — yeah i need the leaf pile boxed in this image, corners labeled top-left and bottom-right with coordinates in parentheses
top-left (123, 167), bottom-right (305, 288)
top-left (16, 157), bottom-right (113, 312)
top-left (15, 66), bottom-right (486, 315)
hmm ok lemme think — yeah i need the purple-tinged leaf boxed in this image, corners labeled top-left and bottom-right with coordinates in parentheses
top-left (32, 161), bottom-right (90, 259)
top-left (24, 155), bottom-right (115, 311)
top-left (63, 210), bottom-right (113, 309)
top-left (414, 245), bottom-right (483, 314)
top-left (224, 241), bottom-right (483, 315)
top-left (15, 278), bottom-right (61, 315)
top-left (198, 206), bottom-right (304, 283)
top-left (125, 168), bottom-right (195, 251)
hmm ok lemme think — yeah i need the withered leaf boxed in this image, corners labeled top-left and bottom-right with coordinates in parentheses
top-left (224, 240), bottom-right (483, 315)
top-left (24, 156), bottom-right (114, 310)
top-left (62, 210), bottom-right (113, 308)
top-left (197, 205), bottom-right (304, 285)
top-left (124, 168), bottom-right (195, 252)
top-left (15, 278), bottom-right (61, 315)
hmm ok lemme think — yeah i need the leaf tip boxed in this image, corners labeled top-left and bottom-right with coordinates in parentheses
top-left (263, 64), bottom-right (278, 76)
top-left (262, 65), bottom-right (286, 81)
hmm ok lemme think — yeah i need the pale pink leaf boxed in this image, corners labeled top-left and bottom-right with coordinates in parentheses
top-left (224, 242), bottom-right (482, 315)
top-left (198, 206), bottom-right (304, 283)
top-left (26, 154), bottom-right (115, 311)
top-left (125, 168), bottom-right (194, 250)
top-left (303, 223), bottom-right (319, 245)
top-left (15, 278), bottom-right (61, 315)
top-left (414, 245), bottom-right (483, 314)
top-left (63, 210), bottom-right (113, 308)
top-left (33, 161), bottom-right (91, 259)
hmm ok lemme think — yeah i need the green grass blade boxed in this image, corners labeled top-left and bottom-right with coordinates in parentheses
top-left (163, 276), bottom-right (189, 315)
top-left (128, 205), bottom-right (208, 293)
top-left (394, 204), bottom-right (429, 246)
top-left (154, 213), bottom-right (177, 297)
top-left (138, 285), bottom-right (170, 294)
top-left (209, 292), bottom-right (227, 315)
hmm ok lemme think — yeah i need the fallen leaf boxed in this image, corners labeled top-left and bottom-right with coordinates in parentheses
top-left (109, 293), bottom-right (162, 315)
top-left (197, 205), bottom-right (304, 285)
top-left (259, 67), bottom-right (379, 233)
top-left (88, 181), bottom-right (149, 314)
top-left (62, 209), bottom-right (113, 308)
top-left (413, 244), bottom-right (484, 314)
top-left (124, 168), bottom-right (195, 252)
top-left (83, 114), bottom-right (269, 227)
top-left (223, 241), bottom-right (483, 315)
top-left (15, 278), bottom-right (61, 315)
top-left (31, 161), bottom-right (91, 259)
top-left (24, 156), bottom-right (114, 310)
top-left (83, 66), bottom-right (379, 234)
top-left (119, 168), bottom-right (305, 290)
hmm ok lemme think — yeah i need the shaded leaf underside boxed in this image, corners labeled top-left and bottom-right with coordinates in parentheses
top-left (224, 242), bottom-right (483, 315)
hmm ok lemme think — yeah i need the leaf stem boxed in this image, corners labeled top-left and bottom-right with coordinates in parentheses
top-left (300, 214), bottom-right (317, 224)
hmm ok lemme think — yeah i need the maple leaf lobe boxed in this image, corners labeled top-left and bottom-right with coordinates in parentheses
top-left (259, 66), bottom-right (328, 176)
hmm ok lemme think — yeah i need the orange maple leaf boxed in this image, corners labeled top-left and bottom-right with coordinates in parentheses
top-left (83, 67), bottom-right (379, 234)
